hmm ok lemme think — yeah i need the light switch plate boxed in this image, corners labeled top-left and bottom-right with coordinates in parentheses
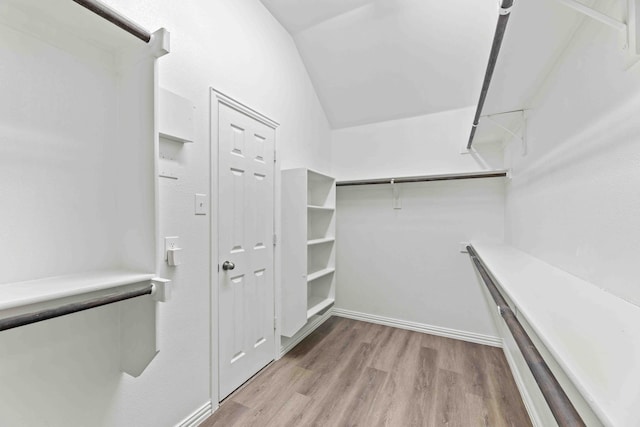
top-left (195, 194), bottom-right (207, 215)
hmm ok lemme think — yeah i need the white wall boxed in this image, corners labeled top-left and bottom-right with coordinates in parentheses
top-left (332, 108), bottom-right (505, 338)
top-left (336, 179), bottom-right (504, 338)
top-left (504, 3), bottom-right (640, 308)
top-left (0, 0), bottom-right (331, 426)
top-left (331, 106), bottom-right (503, 181)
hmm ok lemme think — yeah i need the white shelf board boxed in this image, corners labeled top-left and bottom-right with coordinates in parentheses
top-left (336, 169), bottom-right (509, 186)
top-left (159, 88), bottom-right (195, 143)
top-left (471, 241), bottom-right (640, 427)
top-left (307, 268), bottom-right (335, 283)
top-left (307, 296), bottom-right (335, 319)
top-left (307, 237), bottom-right (336, 246)
top-left (307, 205), bottom-right (335, 212)
top-left (307, 169), bottom-right (336, 182)
top-left (0, 270), bottom-right (156, 313)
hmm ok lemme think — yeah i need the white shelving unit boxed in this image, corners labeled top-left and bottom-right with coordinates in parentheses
top-left (281, 168), bottom-right (336, 338)
top-left (0, 0), bottom-right (169, 376)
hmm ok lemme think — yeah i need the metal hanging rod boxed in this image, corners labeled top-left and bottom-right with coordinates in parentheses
top-left (72, 0), bottom-right (152, 43)
top-left (467, 245), bottom-right (586, 427)
top-left (467, 0), bottom-right (515, 150)
top-left (0, 283), bottom-right (154, 332)
top-left (336, 170), bottom-right (508, 187)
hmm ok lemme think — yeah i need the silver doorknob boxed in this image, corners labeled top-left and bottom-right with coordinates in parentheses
top-left (222, 261), bottom-right (235, 271)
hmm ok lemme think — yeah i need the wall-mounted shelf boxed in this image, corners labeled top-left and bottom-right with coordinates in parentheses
top-left (307, 296), bottom-right (335, 319)
top-left (281, 168), bottom-right (336, 338)
top-left (307, 237), bottom-right (336, 246)
top-left (0, 271), bottom-right (155, 314)
top-left (159, 88), bottom-right (196, 143)
top-left (307, 205), bottom-right (336, 212)
top-left (307, 268), bottom-right (335, 283)
top-left (337, 170), bottom-right (508, 187)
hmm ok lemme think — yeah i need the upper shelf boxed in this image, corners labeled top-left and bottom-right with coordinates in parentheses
top-left (307, 205), bottom-right (335, 212)
top-left (2, 0), bottom-right (148, 52)
top-left (337, 169), bottom-right (508, 187)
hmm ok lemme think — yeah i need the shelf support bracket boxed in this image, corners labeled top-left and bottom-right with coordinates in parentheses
top-left (482, 110), bottom-right (528, 156)
top-left (390, 179), bottom-right (402, 210)
top-left (556, 0), bottom-right (626, 32)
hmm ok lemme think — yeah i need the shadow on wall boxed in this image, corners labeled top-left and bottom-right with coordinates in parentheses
top-left (0, 297), bottom-right (156, 427)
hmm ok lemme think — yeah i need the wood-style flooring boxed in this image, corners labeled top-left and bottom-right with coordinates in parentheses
top-left (202, 317), bottom-right (532, 427)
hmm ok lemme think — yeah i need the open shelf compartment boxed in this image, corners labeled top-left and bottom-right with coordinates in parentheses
top-left (0, 0), bottom-right (170, 377)
top-left (307, 169), bottom-right (336, 208)
top-left (281, 168), bottom-right (336, 338)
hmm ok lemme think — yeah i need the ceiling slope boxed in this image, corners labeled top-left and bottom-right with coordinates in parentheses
top-left (261, 0), bottom-right (602, 135)
top-left (262, 0), bottom-right (498, 128)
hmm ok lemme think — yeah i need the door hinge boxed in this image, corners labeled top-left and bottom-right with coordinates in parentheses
top-left (217, 264), bottom-right (220, 273)
top-left (274, 317), bottom-right (277, 330)
top-left (273, 233), bottom-right (277, 247)
top-left (273, 150), bottom-right (276, 163)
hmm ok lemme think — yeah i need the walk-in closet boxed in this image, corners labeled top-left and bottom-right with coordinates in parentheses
top-left (1, 0), bottom-right (638, 426)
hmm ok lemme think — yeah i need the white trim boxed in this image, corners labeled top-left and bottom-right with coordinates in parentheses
top-left (175, 401), bottom-right (215, 427)
top-left (211, 89), bottom-right (279, 129)
top-left (501, 345), bottom-right (545, 427)
top-left (280, 309), bottom-right (333, 357)
top-left (332, 308), bottom-right (503, 347)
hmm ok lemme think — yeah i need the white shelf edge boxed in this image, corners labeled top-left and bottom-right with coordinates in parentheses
top-left (307, 205), bottom-right (335, 211)
top-left (307, 297), bottom-right (335, 319)
top-left (306, 169), bottom-right (335, 182)
top-left (336, 169), bottom-right (509, 186)
top-left (307, 268), bottom-right (336, 282)
top-left (159, 132), bottom-right (194, 144)
top-left (0, 270), bottom-right (156, 313)
top-left (307, 237), bottom-right (336, 246)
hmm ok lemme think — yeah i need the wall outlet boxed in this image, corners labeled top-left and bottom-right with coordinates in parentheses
top-left (460, 242), bottom-right (470, 253)
top-left (165, 236), bottom-right (180, 260)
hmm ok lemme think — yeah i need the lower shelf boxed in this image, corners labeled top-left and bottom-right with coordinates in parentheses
top-left (307, 296), bottom-right (335, 319)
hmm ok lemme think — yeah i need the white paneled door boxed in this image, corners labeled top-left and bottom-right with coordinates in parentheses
top-left (218, 102), bottom-right (275, 399)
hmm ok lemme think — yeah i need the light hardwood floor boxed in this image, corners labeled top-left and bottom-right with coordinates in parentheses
top-left (203, 316), bottom-right (532, 427)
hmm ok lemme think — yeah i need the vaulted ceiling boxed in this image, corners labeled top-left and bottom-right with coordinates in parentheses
top-left (261, 0), bottom-right (599, 136)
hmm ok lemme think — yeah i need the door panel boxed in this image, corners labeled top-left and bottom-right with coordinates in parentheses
top-left (218, 103), bottom-right (275, 399)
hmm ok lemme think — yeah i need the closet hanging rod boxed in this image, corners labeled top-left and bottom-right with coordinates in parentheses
top-left (467, 245), bottom-right (586, 427)
top-left (0, 283), bottom-right (154, 332)
top-left (467, 0), bottom-right (515, 150)
top-left (72, 0), bottom-right (152, 43)
top-left (336, 170), bottom-right (508, 187)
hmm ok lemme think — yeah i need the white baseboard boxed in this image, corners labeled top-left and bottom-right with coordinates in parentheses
top-left (332, 308), bottom-right (502, 347)
top-left (280, 309), bottom-right (333, 357)
top-left (175, 401), bottom-right (215, 427)
top-left (501, 345), bottom-right (545, 427)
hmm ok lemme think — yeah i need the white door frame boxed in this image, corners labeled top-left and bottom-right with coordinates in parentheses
top-left (209, 88), bottom-right (279, 406)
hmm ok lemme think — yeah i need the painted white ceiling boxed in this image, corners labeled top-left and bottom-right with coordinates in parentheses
top-left (261, 0), bottom-right (498, 128)
top-left (261, 0), bottom-right (600, 134)
top-left (473, 0), bottom-right (592, 145)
